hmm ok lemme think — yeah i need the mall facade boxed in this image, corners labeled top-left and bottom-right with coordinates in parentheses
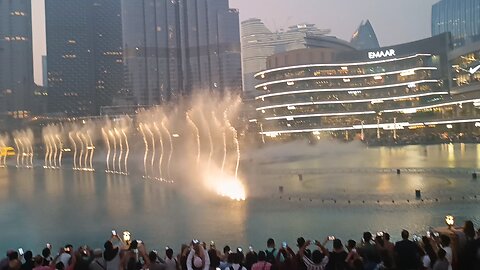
top-left (252, 33), bottom-right (480, 142)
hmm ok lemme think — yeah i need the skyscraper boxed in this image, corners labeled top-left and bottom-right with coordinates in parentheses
top-left (350, 20), bottom-right (380, 50)
top-left (0, 0), bottom-right (34, 119)
top-left (432, 0), bottom-right (480, 46)
top-left (122, 0), bottom-right (242, 106)
top-left (241, 19), bottom-right (352, 98)
top-left (46, 0), bottom-right (123, 116)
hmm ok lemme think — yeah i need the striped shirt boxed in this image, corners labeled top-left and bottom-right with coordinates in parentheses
top-left (302, 255), bottom-right (328, 270)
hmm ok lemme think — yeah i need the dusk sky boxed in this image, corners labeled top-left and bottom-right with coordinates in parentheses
top-left (32, 0), bottom-right (439, 85)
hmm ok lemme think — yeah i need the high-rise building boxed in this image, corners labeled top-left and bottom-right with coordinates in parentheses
top-left (46, 0), bottom-right (123, 116)
top-left (122, 0), bottom-right (242, 106)
top-left (241, 18), bottom-right (352, 99)
top-left (0, 0), bottom-right (35, 119)
top-left (432, 0), bottom-right (480, 47)
top-left (350, 20), bottom-right (380, 50)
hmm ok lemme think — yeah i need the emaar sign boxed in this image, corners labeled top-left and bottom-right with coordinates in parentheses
top-left (368, 49), bottom-right (396, 59)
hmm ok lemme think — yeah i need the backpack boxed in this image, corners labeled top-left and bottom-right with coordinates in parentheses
top-left (265, 249), bottom-right (276, 264)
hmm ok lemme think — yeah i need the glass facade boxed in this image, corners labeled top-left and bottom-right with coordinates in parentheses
top-left (432, 0), bottom-right (480, 46)
top-left (122, 0), bottom-right (241, 106)
top-left (0, 0), bottom-right (34, 119)
top-left (350, 20), bottom-right (380, 50)
top-left (46, 0), bottom-right (123, 116)
top-left (252, 34), bottom-right (480, 141)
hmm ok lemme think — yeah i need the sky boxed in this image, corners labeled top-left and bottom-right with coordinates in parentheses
top-left (31, 0), bottom-right (439, 85)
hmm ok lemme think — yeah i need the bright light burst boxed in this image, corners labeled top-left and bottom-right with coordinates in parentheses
top-left (204, 170), bottom-right (246, 201)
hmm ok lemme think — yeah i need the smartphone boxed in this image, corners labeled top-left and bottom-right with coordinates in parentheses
top-left (376, 232), bottom-right (384, 237)
top-left (112, 230), bottom-right (117, 236)
top-left (46, 243), bottom-right (52, 249)
top-left (237, 247), bottom-right (243, 253)
top-left (328, 236), bottom-right (336, 241)
top-left (18, 248), bottom-right (24, 256)
top-left (433, 232), bottom-right (440, 237)
top-left (312, 240), bottom-right (317, 245)
top-left (249, 246), bottom-right (254, 252)
top-left (426, 231), bottom-right (431, 238)
top-left (282, 242), bottom-right (287, 248)
top-left (137, 240), bottom-right (143, 244)
top-left (165, 246), bottom-right (170, 250)
top-left (192, 239), bottom-right (199, 245)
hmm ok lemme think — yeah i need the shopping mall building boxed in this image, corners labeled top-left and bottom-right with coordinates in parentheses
top-left (251, 33), bottom-right (480, 143)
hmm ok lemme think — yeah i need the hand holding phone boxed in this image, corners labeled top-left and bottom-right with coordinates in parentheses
top-left (328, 236), bottom-right (336, 241)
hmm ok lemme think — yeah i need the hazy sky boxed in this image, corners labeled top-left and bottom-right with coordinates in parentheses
top-left (32, 0), bottom-right (439, 85)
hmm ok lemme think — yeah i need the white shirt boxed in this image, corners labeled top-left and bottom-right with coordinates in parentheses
top-left (164, 257), bottom-right (177, 270)
top-left (422, 255), bottom-right (431, 270)
top-left (303, 255), bottom-right (329, 270)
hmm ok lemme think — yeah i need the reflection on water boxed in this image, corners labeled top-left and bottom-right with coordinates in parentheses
top-left (0, 143), bottom-right (478, 253)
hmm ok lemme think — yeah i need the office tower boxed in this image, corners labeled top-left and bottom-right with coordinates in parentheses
top-left (241, 18), bottom-right (353, 98)
top-left (46, 0), bottom-right (123, 116)
top-left (350, 20), bottom-right (380, 50)
top-left (432, 0), bottom-right (480, 47)
top-left (122, 0), bottom-right (242, 106)
top-left (0, 0), bottom-right (34, 119)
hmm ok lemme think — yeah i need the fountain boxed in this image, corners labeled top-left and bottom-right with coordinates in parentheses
top-left (6, 94), bottom-right (246, 200)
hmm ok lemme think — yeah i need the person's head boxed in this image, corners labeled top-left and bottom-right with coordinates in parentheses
top-left (267, 238), bottom-right (275, 248)
top-left (375, 236), bottom-right (384, 247)
top-left (104, 241), bottom-right (113, 251)
top-left (347, 240), bottom-right (356, 251)
top-left (363, 232), bottom-right (372, 242)
top-left (437, 248), bottom-right (446, 260)
top-left (232, 252), bottom-right (242, 264)
top-left (148, 251), bottom-right (157, 263)
top-left (311, 250), bottom-right (324, 264)
top-left (257, 251), bottom-right (266, 262)
top-left (166, 248), bottom-right (173, 259)
top-left (297, 237), bottom-right (306, 248)
top-left (227, 252), bottom-right (234, 263)
top-left (223, 245), bottom-right (231, 255)
top-left (42, 248), bottom-right (51, 258)
top-left (333, 239), bottom-right (343, 250)
top-left (464, 220), bottom-right (475, 239)
top-left (33, 255), bottom-right (43, 266)
top-left (129, 240), bottom-right (138, 250)
top-left (401, 230), bottom-right (409, 240)
top-left (245, 251), bottom-right (257, 266)
top-left (24, 251), bottom-right (33, 261)
top-left (8, 251), bottom-right (18, 261)
top-left (55, 262), bottom-right (64, 270)
top-left (440, 235), bottom-right (451, 247)
top-left (384, 233), bottom-right (391, 241)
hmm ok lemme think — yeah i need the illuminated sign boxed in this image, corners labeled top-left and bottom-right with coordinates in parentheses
top-left (469, 64), bottom-right (480, 74)
top-left (368, 49), bottom-right (396, 59)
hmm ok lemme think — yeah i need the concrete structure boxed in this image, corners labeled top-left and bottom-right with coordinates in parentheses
top-left (46, 0), bottom-right (124, 116)
top-left (0, 0), bottom-right (34, 120)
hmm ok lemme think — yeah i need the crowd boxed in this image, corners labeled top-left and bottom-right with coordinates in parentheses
top-left (1, 221), bottom-right (480, 270)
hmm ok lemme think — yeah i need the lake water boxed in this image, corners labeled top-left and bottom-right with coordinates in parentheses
top-left (1, 142), bottom-right (479, 254)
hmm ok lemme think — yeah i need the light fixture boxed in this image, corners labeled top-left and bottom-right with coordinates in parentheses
top-left (445, 215), bottom-right (454, 229)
